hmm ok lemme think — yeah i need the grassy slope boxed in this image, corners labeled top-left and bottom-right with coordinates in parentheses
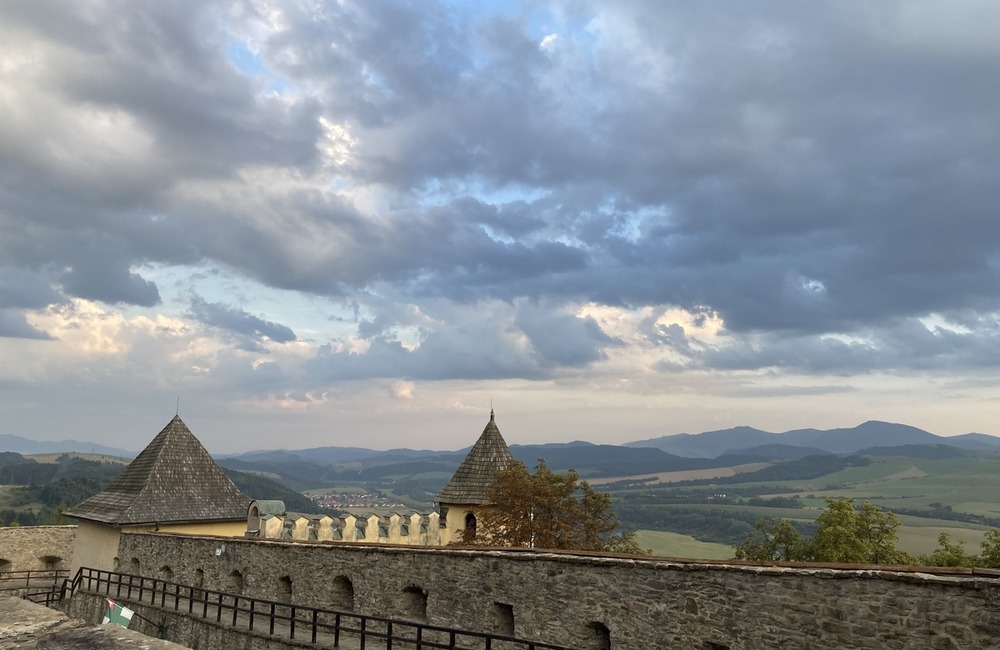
top-left (635, 530), bottom-right (734, 560)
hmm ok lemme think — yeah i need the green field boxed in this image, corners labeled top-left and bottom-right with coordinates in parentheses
top-left (611, 450), bottom-right (1000, 561)
top-left (635, 530), bottom-right (734, 560)
top-left (636, 524), bottom-right (989, 559)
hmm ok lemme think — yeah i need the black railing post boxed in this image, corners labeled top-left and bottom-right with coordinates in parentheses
top-left (335, 613), bottom-right (341, 646)
top-left (387, 621), bottom-right (393, 650)
top-left (290, 605), bottom-right (296, 640)
top-left (232, 595), bottom-right (239, 626)
top-left (216, 592), bottom-right (223, 623)
top-left (415, 626), bottom-right (422, 650)
top-left (311, 609), bottom-right (318, 643)
top-left (360, 617), bottom-right (367, 650)
top-left (269, 602), bottom-right (276, 635)
top-left (249, 600), bottom-right (255, 631)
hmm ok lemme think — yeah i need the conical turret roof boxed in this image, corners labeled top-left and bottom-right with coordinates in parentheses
top-left (436, 410), bottom-right (514, 505)
top-left (65, 416), bottom-right (250, 526)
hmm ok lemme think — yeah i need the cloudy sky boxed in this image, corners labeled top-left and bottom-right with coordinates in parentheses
top-left (3, 0), bottom-right (1000, 453)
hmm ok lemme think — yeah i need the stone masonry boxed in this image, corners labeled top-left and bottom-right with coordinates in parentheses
top-left (116, 532), bottom-right (1000, 650)
top-left (0, 526), bottom-right (76, 572)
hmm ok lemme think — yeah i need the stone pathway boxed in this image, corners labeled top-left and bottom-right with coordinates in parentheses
top-left (0, 596), bottom-right (187, 650)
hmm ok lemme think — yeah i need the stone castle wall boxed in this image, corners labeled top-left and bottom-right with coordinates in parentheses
top-left (0, 525), bottom-right (76, 572)
top-left (117, 531), bottom-right (1000, 650)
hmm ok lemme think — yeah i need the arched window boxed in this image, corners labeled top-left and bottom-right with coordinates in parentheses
top-left (331, 575), bottom-right (355, 612)
top-left (0, 559), bottom-right (10, 573)
top-left (159, 565), bottom-right (173, 581)
top-left (129, 558), bottom-right (140, 575)
top-left (278, 575), bottom-right (292, 602)
top-left (402, 585), bottom-right (428, 622)
top-left (463, 512), bottom-right (477, 543)
top-left (248, 503), bottom-right (261, 533)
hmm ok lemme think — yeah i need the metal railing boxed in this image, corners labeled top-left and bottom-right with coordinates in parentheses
top-left (0, 569), bottom-right (69, 605)
top-left (69, 567), bottom-right (575, 650)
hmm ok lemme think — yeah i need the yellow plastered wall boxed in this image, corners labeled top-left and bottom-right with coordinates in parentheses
top-left (70, 519), bottom-right (247, 574)
top-left (70, 520), bottom-right (122, 575)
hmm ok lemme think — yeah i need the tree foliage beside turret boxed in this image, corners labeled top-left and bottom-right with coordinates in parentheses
top-left (474, 459), bottom-right (648, 554)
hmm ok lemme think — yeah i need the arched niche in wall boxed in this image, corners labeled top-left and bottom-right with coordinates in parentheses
top-left (331, 575), bottom-right (355, 612)
top-left (402, 585), bottom-right (428, 622)
top-left (588, 621), bottom-right (611, 650)
top-left (227, 569), bottom-right (244, 595)
top-left (39, 555), bottom-right (63, 570)
top-left (494, 602), bottom-right (514, 636)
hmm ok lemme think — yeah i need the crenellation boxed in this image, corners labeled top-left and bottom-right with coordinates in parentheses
top-left (245, 502), bottom-right (453, 546)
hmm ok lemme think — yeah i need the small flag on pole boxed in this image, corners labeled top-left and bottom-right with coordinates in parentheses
top-left (102, 597), bottom-right (134, 628)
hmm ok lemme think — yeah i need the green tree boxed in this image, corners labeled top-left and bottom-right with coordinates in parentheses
top-left (920, 532), bottom-right (978, 567)
top-left (734, 518), bottom-right (808, 562)
top-left (980, 529), bottom-right (1000, 568)
top-left (476, 459), bottom-right (648, 554)
top-left (735, 498), bottom-right (911, 565)
top-left (853, 500), bottom-right (911, 564)
top-left (811, 498), bottom-right (911, 564)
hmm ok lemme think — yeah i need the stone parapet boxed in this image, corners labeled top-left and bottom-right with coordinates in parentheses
top-left (117, 532), bottom-right (1000, 649)
top-left (0, 526), bottom-right (76, 572)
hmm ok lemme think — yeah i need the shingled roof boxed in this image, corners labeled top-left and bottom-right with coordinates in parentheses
top-left (64, 416), bottom-right (250, 526)
top-left (436, 410), bottom-right (514, 505)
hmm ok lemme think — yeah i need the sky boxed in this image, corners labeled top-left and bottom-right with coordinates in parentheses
top-left (3, 1), bottom-right (1000, 453)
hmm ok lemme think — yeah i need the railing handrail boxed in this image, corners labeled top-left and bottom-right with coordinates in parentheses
top-left (0, 568), bottom-right (69, 581)
top-left (73, 566), bottom-right (573, 650)
top-left (0, 569), bottom-right (69, 605)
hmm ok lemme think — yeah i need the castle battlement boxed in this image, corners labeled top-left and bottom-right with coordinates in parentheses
top-left (246, 501), bottom-right (453, 545)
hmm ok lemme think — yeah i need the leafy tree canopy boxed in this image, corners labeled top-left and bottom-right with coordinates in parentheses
top-left (735, 498), bottom-right (913, 564)
top-left (473, 459), bottom-right (647, 554)
top-left (736, 498), bottom-right (1000, 569)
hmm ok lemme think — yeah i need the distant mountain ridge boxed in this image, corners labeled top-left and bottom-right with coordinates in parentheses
top-left (0, 433), bottom-right (133, 457)
top-left (5, 421), bottom-right (1000, 482)
top-left (625, 420), bottom-right (1000, 458)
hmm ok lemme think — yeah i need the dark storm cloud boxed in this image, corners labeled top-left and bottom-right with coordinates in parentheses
top-left (60, 260), bottom-right (161, 307)
top-left (0, 310), bottom-right (53, 340)
top-left (4, 0), bottom-right (1000, 379)
top-left (515, 307), bottom-right (621, 367)
top-left (188, 297), bottom-right (297, 343)
top-left (0, 268), bottom-right (64, 310)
